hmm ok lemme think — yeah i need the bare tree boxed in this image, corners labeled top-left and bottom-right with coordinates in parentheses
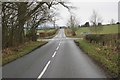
top-left (110, 19), bottom-right (115, 25)
top-left (67, 15), bottom-right (78, 35)
top-left (2, 1), bottom-right (72, 49)
top-left (90, 10), bottom-right (103, 34)
top-left (90, 10), bottom-right (103, 26)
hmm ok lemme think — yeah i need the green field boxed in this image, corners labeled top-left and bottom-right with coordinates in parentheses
top-left (76, 24), bottom-right (118, 34)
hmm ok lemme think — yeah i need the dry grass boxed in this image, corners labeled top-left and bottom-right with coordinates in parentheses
top-left (2, 41), bottom-right (47, 66)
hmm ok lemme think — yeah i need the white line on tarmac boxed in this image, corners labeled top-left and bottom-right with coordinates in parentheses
top-left (56, 46), bottom-right (59, 50)
top-left (37, 61), bottom-right (51, 79)
top-left (52, 51), bottom-right (57, 58)
top-left (59, 43), bottom-right (61, 46)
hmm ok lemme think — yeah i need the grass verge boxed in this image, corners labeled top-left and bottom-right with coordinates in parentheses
top-left (75, 39), bottom-right (118, 78)
top-left (2, 41), bottom-right (47, 66)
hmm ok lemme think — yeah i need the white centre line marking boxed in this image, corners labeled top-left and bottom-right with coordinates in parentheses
top-left (59, 43), bottom-right (61, 46)
top-left (56, 46), bottom-right (59, 50)
top-left (52, 51), bottom-right (57, 58)
top-left (37, 61), bottom-right (51, 79)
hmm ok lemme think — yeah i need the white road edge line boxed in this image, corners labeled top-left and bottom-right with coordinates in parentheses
top-left (56, 46), bottom-right (59, 50)
top-left (37, 61), bottom-right (51, 79)
top-left (52, 51), bottom-right (57, 58)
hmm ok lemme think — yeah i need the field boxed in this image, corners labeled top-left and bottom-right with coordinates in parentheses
top-left (76, 24), bottom-right (118, 34)
top-left (37, 29), bottom-right (56, 33)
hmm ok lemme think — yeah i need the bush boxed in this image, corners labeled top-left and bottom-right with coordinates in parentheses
top-left (85, 34), bottom-right (118, 47)
top-left (85, 34), bottom-right (102, 43)
top-left (39, 29), bottom-right (57, 37)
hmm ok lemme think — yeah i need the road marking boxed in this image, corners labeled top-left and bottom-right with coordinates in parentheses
top-left (56, 46), bottom-right (59, 50)
top-left (38, 61), bottom-right (51, 79)
top-left (59, 43), bottom-right (61, 46)
top-left (52, 51), bottom-right (56, 58)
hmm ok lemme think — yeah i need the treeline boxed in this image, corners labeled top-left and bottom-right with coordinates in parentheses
top-left (80, 21), bottom-right (119, 28)
top-left (2, 1), bottom-right (69, 49)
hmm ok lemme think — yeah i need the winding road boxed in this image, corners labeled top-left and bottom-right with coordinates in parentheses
top-left (3, 29), bottom-right (107, 79)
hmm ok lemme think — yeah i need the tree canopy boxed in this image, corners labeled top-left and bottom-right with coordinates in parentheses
top-left (2, 1), bottom-right (71, 49)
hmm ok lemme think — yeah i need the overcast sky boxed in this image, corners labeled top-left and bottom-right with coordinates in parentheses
top-left (55, 0), bottom-right (119, 26)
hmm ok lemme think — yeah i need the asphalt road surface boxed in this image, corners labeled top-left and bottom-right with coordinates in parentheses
top-left (3, 29), bottom-right (107, 79)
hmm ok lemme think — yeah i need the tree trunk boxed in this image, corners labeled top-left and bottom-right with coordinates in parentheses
top-left (17, 2), bottom-right (27, 44)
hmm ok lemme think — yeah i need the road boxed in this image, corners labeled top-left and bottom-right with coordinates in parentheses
top-left (3, 29), bottom-right (107, 79)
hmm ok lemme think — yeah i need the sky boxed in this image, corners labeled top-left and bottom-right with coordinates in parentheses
top-left (55, 0), bottom-right (119, 26)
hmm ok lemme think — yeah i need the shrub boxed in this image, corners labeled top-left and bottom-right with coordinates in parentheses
top-left (85, 34), bottom-right (118, 47)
